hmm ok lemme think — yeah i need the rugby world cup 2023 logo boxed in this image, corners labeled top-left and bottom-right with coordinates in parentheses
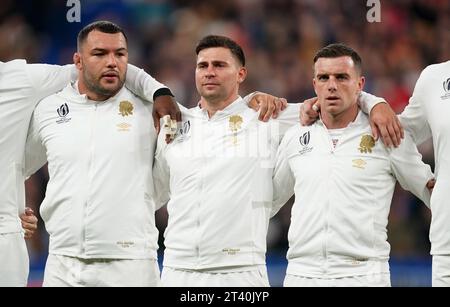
top-left (442, 78), bottom-right (450, 100)
top-left (444, 78), bottom-right (450, 92)
top-left (56, 103), bottom-right (71, 124)
top-left (298, 131), bottom-right (313, 155)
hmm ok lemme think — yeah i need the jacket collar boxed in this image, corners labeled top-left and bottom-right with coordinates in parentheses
top-left (194, 96), bottom-right (246, 120)
top-left (58, 81), bottom-right (126, 104)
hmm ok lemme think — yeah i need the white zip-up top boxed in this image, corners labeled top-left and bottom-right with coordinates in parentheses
top-left (25, 83), bottom-right (158, 259)
top-left (273, 110), bottom-right (433, 278)
top-left (0, 59), bottom-right (168, 235)
top-left (0, 60), bottom-right (75, 234)
top-left (399, 61), bottom-right (450, 255)
top-left (153, 97), bottom-right (300, 270)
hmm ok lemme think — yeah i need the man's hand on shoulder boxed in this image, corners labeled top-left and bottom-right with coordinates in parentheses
top-left (153, 95), bottom-right (181, 143)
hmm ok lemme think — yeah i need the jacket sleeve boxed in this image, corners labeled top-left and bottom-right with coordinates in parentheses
top-left (398, 67), bottom-right (432, 145)
top-left (24, 109), bottom-right (47, 178)
top-left (125, 64), bottom-right (170, 103)
top-left (274, 103), bottom-right (301, 138)
top-left (389, 132), bottom-right (433, 208)
top-left (26, 64), bottom-right (76, 101)
top-left (152, 133), bottom-right (171, 210)
top-left (271, 131), bottom-right (296, 217)
top-left (242, 92), bottom-right (300, 136)
top-left (358, 91), bottom-right (387, 115)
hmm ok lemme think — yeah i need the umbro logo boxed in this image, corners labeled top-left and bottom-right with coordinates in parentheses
top-left (56, 103), bottom-right (72, 124)
top-left (117, 122), bottom-right (131, 132)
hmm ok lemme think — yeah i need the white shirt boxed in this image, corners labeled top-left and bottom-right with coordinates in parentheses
top-left (153, 97), bottom-right (300, 270)
top-left (0, 60), bottom-right (75, 233)
top-left (273, 111), bottom-right (433, 278)
top-left (25, 83), bottom-right (158, 259)
top-left (399, 61), bottom-right (450, 255)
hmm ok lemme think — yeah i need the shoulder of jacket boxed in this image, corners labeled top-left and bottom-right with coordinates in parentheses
top-left (6, 59), bottom-right (27, 67)
top-left (35, 91), bottom-right (67, 112)
top-left (117, 88), bottom-right (148, 106)
top-left (0, 59), bottom-right (28, 77)
top-left (421, 62), bottom-right (448, 77)
top-left (283, 124), bottom-right (306, 141)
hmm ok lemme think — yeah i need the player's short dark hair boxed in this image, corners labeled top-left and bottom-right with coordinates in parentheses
top-left (313, 43), bottom-right (362, 74)
top-left (77, 21), bottom-right (128, 50)
top-left (195, 35), bottom-right (245, 66)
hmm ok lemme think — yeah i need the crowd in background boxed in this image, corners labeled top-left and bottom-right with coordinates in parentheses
top-left (1, 0), bottom-right (448, 278)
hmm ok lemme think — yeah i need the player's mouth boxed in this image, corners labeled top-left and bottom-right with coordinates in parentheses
top-left (326, 96), bottom-right (340, 101)
top-left (101, 71), bottom-right (119, 82)
top-left (203, 83), bottom-right (220, 89)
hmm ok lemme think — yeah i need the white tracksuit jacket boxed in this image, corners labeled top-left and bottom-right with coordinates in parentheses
top-left (25, 83), bottom-right (159, 259)
top-left (153, 97), bottom-right (300, 270)
top-left (400, 61), bottom-right (450, 255)
top-left (273, 110), bottom-right (433, 278)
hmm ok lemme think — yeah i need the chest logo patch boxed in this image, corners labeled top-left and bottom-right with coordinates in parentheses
top-left (442, 78), bottom-right (450, 100)
top-left (119, 101), bottom-right (134, 117)
top-left (117, 122), bottom-right (131, 132)
top-left (229, 115), bottom-right (243, 145)
top-left (352, 159), bottom-right (367, 169)
top-left (56, 103), bottom-right (72, 124)
top-left (298, 131), bottom-right (313, 155)
top-left (299, 131), bottom-right (311, 146)
top-left (358, 134), bottom-right (375, 153)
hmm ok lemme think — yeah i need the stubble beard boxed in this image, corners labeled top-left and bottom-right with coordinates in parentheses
top-left (84, 70), bottom-right (125, 99)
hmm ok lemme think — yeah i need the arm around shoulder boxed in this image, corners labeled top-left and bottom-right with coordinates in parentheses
top-left (272, 128), bottom-right (297, 217)
top-left (389, 132), bottom-right (433, 207)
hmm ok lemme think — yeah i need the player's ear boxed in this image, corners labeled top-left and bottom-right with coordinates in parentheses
top-left (73, 53), bottom-right (82, 70)
top-left (313, 78), bottom-right (318, 95)
top-left (358, 76), bottom-right (365, 91)
top-left (237, 66), bottom-right (247, 84)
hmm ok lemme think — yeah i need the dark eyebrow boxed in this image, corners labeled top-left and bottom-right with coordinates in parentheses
top-left (91, 48), bottom-right (128, 53)
top-left (316, 73), bottom-right (350, 78)
top-left (211, 60), bottom-right (227, 65)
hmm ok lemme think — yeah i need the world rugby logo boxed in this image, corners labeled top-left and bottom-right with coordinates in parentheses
top-left (444, 78), bottom-right (450, 93)
top-left (299, 131), bottom-right (310, 146)
top-left (441, 78), bottom-right (450, 100)
top-left (56, 103), bottom-right (72, 124)
top-left (298, 131), bottom-right (313, 155)
top-left (57, 103), bottom-right (69, 117)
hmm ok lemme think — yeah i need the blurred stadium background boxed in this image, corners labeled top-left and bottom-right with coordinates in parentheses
top-left (1, 0), bottom-right (448, 286)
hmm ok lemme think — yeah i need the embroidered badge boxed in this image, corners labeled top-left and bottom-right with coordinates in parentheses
top-left (352, 159), bottom-right (367, 169)
top-left (119, 101), bottom-right (134, 117)
top-left (229, 115), bottom-right (243, 145)
top-left (358, 134), bottom-right (375, 153)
